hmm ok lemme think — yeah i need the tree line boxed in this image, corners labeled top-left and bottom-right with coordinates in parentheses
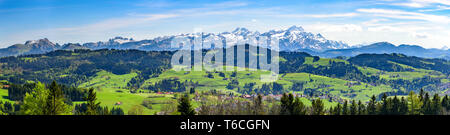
top-left (176, 90), bottom-right (450, 115)
top-left (0, 81), bottom-right (124, 115)
top-left (8, 82), bottom-right (88, 102)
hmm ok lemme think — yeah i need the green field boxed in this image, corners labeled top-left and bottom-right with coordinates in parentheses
top-left (142, 67), bottom-right (395, 102)
top-left (0, 88), bottom-right (12, 103)
top-left (303, 57), bottom-right (348, 67)
top-left (142, 66), bottom-right (274, 92)
top-left (76, 68), bottom-right (348, 114)
top-left (0, 50), bottom-right (447, 115)
top-left (78, 71), bottom-right (176, 114)
top-left (74, 63), bottom-right (406, 114)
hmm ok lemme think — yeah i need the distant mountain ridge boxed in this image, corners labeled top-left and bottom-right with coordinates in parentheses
top-left (0, 26), bottom-right (350, 57)
top-left (312, 42), bottom-right (449, 59)
top-left (0, 38), bottom-right (60, 57)
top-left (0, 26), bottom-right (448, 59)
top-left (80, 26), bottom-right (350, 51)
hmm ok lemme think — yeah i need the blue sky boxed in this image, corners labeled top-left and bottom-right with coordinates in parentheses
top-left (1, 0), bottom-right (450, 49)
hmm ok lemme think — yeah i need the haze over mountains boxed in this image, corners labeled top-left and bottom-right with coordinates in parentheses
top-left (313, 42), bottom-right (450, 60)
top-left (0, 26), bottom-right (448, 59)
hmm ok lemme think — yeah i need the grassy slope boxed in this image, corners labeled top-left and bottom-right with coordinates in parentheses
top-left (143, 65), bottom-right (395, 102)
top-left (282, 73), bottom-right (393, 102)
top-left (303, 57), bottom-right (348, 67)
top-left (0, 88), bottom-right (13, 103)
top-left (78, 70), bottom-right (175, 115)
top-left (83, 68), bottom-right (346, 114)
top-left (142, 66), bottom-right (274, 93)
top-left (357, 62), bottom-right (446, 81)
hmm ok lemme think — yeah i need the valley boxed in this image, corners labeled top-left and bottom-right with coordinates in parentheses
top-left (0, 48), bottom-right (447, 114)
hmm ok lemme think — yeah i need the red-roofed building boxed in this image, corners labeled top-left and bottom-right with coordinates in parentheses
top-left (243, 95), bottom-right (251, 99)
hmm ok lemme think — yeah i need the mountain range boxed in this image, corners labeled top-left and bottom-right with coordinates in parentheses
top-left (0, 26), bottom-right (448, 59)
top-left (312, 42), bottom-right (450, 60)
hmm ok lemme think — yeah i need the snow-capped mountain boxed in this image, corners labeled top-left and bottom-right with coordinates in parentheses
top-left (0, 38), bottom-right (60, 57)
top-left (4, 25), bottom-right (447, 59)
top-left (24, 38), bottom-right (59, 51)
top-left (60, 43), bottom-right (88, 50)
top-left (261, 26), bottom-right (349, 51)
top-left (78, 25), bottom-right (350, 52)
top-left (83, 37), bottom-right (135, 49)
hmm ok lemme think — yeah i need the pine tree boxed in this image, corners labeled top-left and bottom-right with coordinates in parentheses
top-left (292, 97), bottom-right (306, 115)
top-left (357, 100), bottom-right (365, 115)
top-left (399, 97), bottom-right (408, 115)
top-left (44, 81), bottom-right (71, 115)
top-left (391, 96), bottom-right (399, 115)
top-left (408, 91), bottom-right (422, 115)
top-left (333, 103), bottom-right (341, 115)
top-left (342, 100), bottom-right (348, 115)
top-left (431, 94), bottom-right (441, 115)
top-left (311, 98), bottom-right (324, 115)
top-left (100, 106), bottom-right (110, 115)
top-left (368, 95), bottom-right (377, 115)
top-left (189, 87), bottom-right (195, 94)
top-left (280, 93), bottom-right (294, 115)
top-left (253, 94), bottom-right (264, 115)
top-left (111, 107), bottom-right (125, 115)
top-left (422, 93), bottom-right (433, 115)
top-left (380, 93), bottom-right (388, 115)
top-left (350, 100), bottom-right (357, 115)
top-left (85, 88), bottom-right (101, 115)
top-left (419, 89), bottom-right (424, 101)
top-left (442, 95), bottom-right (449, 111)
top-left (177, 93), bottom-right (195, 115)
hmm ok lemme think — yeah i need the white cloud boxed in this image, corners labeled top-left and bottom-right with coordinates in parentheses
top-left (278, 13), bottom-right (359, 18)
top-left (392, 2), bottom-right (428, 8)
top-left (357, 8), bottom-right (450, 23)
top-left (305, 23), bottom-right (363, 32)
top-left (362, 19), bottom-right (390, 26)
top-left (300, 17), bottom-right (450, 49)
top-left (367, 25), bottom-right (402, 32)
top-left (410, 32), bottom-right (430, 38)
top-left (413, 0), bottom-right (450, 6)
top-left (419, 5), bottom-right (450, 12)
top-left (389, 0), bottom-right (450, 8)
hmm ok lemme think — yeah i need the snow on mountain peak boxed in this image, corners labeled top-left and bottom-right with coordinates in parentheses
top-left (287, 25), bottom-right (304, 32)
top-left (109, 36), bottom-right (134, 44)
top-left (79, 25), bottom-right (349, 52)
top-left (232, 27), bottom-right (251, 36)
top-left (24, 38), bottom-right (56, 48)
top-left (25, 38), bottom-right (50, 45)
top-left (25, 40), bottom-right (37, 45)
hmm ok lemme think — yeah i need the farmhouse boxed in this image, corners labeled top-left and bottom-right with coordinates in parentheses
top-left (243, 94), bottom-right (252, 99)
top-left (115, 102), bottom-right (122, 105)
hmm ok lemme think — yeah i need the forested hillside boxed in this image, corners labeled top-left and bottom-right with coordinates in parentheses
top-left (0, 48), bottom-right (448, 115)
top-left (0, 49), bottom-right (172, 85)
